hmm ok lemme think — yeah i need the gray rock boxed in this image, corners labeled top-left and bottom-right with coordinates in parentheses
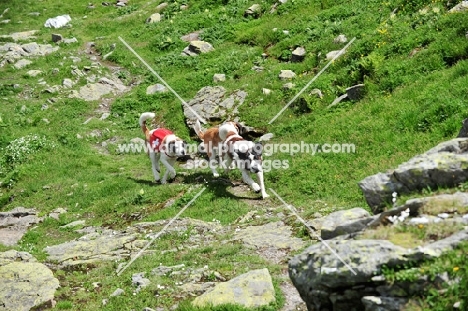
top-left (326, 50), bottom-right (344, 60)
top-left (409, 229), bottom-right (468, 260)
top-left (289, 240), bottom-right (410, 310)
top-left (146, 83), bottom-right (167, 94)
top-left (27, 69), bottom-right (42, 77)
top-left (0, 30), bottom-right (38, 41)
top-left (310, 88), bottom-right (323, 98)
top-left (346, 84), bottom-right (365, 100)
top-left (155, 2), bottom-right (168, 12)
top-left (192, 268), bottom-right (275, 308)
top-left (0, 207), bottom-right (41, 246)
top-left (13, 59), bottom-right (32, 69)
top-left (52, 33), bottom-right (63, 42)
top-left (333, 34), bottom-right (348, 44)
top-left (449, 1), bottom-right (468, 12)
top-left (146, 13), bottom-right (161, 24)
top-left (283, 82), bottom-right (295, 89)
top-left (279, 70), bottom-right (296, 80)
top-left (0, 250), bottom-right (59, 311)
top-left (44, 230), bottom-right (138, 267)
top-left (310, 207), bottom-right (373, 239)
top-left (234, 221), bottom-right (306, 252)
top-left (21, 42), bottom-right (40, 54)
top-left (63, 37), bottom-right (78, 44)
top-left (213, 73), bottom-right (226, 83)
top-left (244, 4), bottom-right (262, 17)
top-left (362, 296), bottom-right (409, 311)
top-left (180, 30), bottom-right (203, 42)
top-left (60, 220), bottom-right (85, 228)
top-left (132, 272), bottom-right (151, 292)
top-left (457, 118), bottom-right (468, 138)
top-left (62, 78), bottom-right (74, 88)
top-left (69, 76), bottom-right (128, 101)
top-left (291, 47), bottom-right (306, 62)
top-left (110, 288), bottom-right (124, 297)
top-left (359, 138), bottom-right (468, 213)
top-left (262, 88), bottom-right (272, 95)
top-left (187, 40), bottom-right (214, 54)
top-left (183, 86), bottom-right (247, 126)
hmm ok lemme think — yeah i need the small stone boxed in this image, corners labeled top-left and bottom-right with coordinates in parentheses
top-left (146, 84), bottom-right (167, 94)
top-left (213, 73), bottom-right (226, 83)
top-left (100, 112), bottom-right (110, 120)
top-left (283, 82), bottom-right (295, 89)
top-left (62, 78), bottom-right (74, 88)
top-left (52, 33), bottom-right (63, 43)
top-left (63, 37), bottom-right (78, 44)
top-left (262, 88), bottom-right (271, 95)
top-left (326, 50), bottom-right (344, 60)
top-left (14, 59), bottom-right (32, 69)
top-left (333, 34), bottom-right (348, 44)
top-left (437, 213), bottom-right (450, 219)
top-left (110, 288), bottom-right (124, 297)
top-left (454, 301), bottom-right (461, 308)
top-left (155, 2), bottom-right (168, 12)
top-left (278, 70), bottom-right (296, 80)
top-left (291, 47), bottom-right (306, 62)
top-left (27, 70), bottom-right (43, 77)
top-left (244, 4), bottom-right (262, 17)
top-left (146, 13), bottom-right (161, 24)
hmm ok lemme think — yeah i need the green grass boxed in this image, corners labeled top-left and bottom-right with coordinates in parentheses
top-left (1, 0), bottom-right (468, 309)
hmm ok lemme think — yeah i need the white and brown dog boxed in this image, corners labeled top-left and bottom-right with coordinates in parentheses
top-left (193, 120), bottom-right (269, 198)
top-left (139, 112), bottom-right (186, 184)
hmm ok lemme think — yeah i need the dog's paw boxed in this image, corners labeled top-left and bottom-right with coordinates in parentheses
top-left (213, 173), bottom-right (220, 178)
top-left (262, 193), bottom-right (270, 199)
top-left (252, 183), bottom-right (261, 192)
top-left (160, 179), bottom-right (167, 184)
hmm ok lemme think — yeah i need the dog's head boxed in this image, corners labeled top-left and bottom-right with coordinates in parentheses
top-left (167, 139), bottom-right (187, 157)
top-left (231, 141), bottom-right (263, 173)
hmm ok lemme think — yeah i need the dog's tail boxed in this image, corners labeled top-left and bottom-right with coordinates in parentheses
top-left (139, 112), bottom-right (155, 138)
top-left (193, 119), bottom-right (205, 140)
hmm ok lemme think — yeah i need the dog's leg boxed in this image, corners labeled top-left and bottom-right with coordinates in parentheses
top-left (256, 171), bottom-right (270, 198)
top-left (240, 168), bottom-right (261, 193)
top-left (150, 151), bottom-right (161, 182)
top-left (223, 154), bottom-right (233, 175)
top-left (209, 152), bottom-right (220, 178)
top-left (160, 155), bottom-right (177, 184)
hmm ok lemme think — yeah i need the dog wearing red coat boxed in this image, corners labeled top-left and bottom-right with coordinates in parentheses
top-left (139, 112), bottom-right (186, 184)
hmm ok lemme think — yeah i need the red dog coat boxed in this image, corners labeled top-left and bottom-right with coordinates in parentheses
top-left (150, 128), bottom-right (173, 152)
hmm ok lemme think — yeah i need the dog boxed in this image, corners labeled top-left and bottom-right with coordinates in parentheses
top-left (139, 112), bottom-right (186, 184)
top-left (193, 120), bottom-right (269, 199)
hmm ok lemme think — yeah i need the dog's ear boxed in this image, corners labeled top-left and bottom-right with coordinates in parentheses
top-left (235, 122), bottom-right (248, 136)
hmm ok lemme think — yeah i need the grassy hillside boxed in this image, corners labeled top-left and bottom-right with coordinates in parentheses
top-left (0, 0), bottom-right (467, 310)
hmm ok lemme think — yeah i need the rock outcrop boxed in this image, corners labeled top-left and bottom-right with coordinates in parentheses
top-left (0, 250), bottom-right (59, 311)
top-left (359, 138), bottom-right (468, 213)
top-left (192, 268), bottom-right (275, 308)
top-left (0, 207), bottom-right (41, 246)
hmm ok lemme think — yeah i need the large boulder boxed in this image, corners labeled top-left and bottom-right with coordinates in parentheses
top-left (192, 268), bottom-right (275, 308)
top-left (289, 240), bottom-right (410, 310)
top-left (0, 250), bottom-right (59, 311)
top-left (0, 207), bottom-right (41, 246)
top-left (359, 138), bottom-right (468, 213)
top-left (309, 207), bottom-right (373, 239)
top-left (183, 86), bottom-right (247, 127)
